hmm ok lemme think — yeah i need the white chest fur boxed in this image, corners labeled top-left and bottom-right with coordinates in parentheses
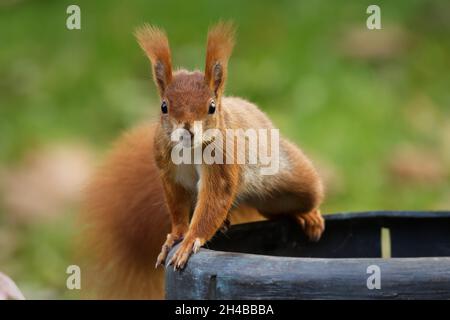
top-left (174, 163), bottom-right (202, 192)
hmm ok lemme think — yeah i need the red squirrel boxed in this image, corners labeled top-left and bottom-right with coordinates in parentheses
top-left (81, 22), bottom-right (324, 299)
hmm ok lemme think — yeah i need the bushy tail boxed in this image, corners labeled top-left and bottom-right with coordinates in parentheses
top-left (79, 123), bottom-right (169, 299)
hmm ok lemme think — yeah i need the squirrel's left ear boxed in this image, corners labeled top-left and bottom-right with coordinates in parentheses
top-left (135, 24), bottom-right (173, 97)
top-left (204, 21), bottom-right (235, 99)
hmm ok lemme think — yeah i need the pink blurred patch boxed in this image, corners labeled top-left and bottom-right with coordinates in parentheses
top-left (0, 272), bottom-right (25, 300)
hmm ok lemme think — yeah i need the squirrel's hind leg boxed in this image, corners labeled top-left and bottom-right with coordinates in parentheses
top-left (249, 143), bottom-right (325, 241)
top-left (294, 208), bottom-right (324, 242)
top-left (252, 194), bottom-right (325, 242)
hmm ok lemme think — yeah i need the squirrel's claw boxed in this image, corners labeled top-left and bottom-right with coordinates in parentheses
top-left (155, 251), bottom-right (167, 268)
top-left (169, 237), bottom-right (204, 270)
top-left (155, 233), bottom-right (184, 268)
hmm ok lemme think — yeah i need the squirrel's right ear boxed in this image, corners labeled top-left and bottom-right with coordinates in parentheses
top-left (135, 24), bottom-right (173, 97)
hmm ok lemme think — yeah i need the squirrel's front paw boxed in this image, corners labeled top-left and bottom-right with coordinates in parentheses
top-left (168, 236), bottom-right (204, 270)
top-left (155, 232), bottom-right (185, 268)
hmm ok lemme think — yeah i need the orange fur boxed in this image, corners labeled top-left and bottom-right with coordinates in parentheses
top-left (80, 124), bottom-right (169, 299)
top-left (82, 22), bottom-right (324, 298)
top-left (205, 21), bottom-right (235, 98)
top-left (135, 25), bottom-right (173, 95)
top-left (80, 123), bottom-right (260, 298)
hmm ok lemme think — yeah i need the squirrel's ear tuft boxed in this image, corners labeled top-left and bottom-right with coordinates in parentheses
top-left (135, 24), bottom-right (173, 96)
top-left (204, 21), bottom-right (235, 99)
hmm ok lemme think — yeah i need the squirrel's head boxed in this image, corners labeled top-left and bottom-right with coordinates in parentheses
top-left (136, 22), bottom-right (235, 147)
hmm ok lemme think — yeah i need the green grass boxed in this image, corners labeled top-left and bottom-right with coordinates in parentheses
top-left (0, 0), bottom-right (449, 298)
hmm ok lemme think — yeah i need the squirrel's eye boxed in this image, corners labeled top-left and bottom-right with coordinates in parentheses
top-left (161, 101), bottom-right (168, 114)
top-left (208, 100), bottom-right (216, 114)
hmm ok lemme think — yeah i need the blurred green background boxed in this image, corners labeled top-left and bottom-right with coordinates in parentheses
top-left (0, 0), bottom-right (449, 298)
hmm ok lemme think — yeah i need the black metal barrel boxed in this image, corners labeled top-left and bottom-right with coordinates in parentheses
top-left (165, 211), bottom-right (450, 299)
